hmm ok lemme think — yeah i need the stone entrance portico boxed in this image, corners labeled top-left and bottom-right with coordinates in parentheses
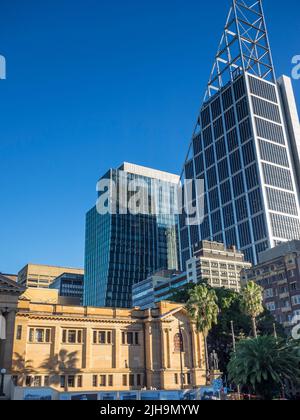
top-left (0, 275), bottom-right (25, 372)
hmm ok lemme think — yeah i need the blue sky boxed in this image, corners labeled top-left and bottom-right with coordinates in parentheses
top-left (0, 0), bottom-right (299, 274)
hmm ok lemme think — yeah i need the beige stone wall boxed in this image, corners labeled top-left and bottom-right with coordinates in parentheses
top-left (8, 299), bottom-right (206, 392)
top-left (18, 264), bottom-right (84, 288)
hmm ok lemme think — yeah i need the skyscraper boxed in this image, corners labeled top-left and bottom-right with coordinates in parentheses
top-left (180, 0), bottom-right (300, 267)
top-left (84, 162), bottom-right (180, 308)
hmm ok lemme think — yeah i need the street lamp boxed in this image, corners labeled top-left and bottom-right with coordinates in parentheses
top-left (0, 368), bottom-right (7, 397)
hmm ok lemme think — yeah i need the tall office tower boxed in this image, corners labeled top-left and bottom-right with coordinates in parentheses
top-left (84, 163), bottom-right (180, 308)
top-left (180, 0), bottom-right (300, 268)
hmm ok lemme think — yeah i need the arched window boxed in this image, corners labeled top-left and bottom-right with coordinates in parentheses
top-left (174, 333), bottom-right (184, 353)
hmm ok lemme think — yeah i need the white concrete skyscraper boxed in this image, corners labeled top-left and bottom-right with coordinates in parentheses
top-left (180, 0), bottom-right (300, 267)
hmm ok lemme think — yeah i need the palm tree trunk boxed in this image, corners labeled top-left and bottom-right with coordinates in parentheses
top-left (252, 317), bottom-right (258, 339)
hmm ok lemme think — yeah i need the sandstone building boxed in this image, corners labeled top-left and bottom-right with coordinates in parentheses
top-left (0, 279), bottom-right (206, 393)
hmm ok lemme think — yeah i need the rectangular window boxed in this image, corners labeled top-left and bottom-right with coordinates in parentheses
top-left (122, 375), bottom-right (127, 387)
top-left (100, 375), bottom-right (106, 387)
top-left (68, 376), bottom-right (75, 388)
top-left (292, 295), bottom-right (300, 306)
top-left (129, 375), bottom-right (135, 387)
top-left (45, 329), bottom-right (51, 343)
top-left (108, 375), bottom-right (113, 387)
top-left (127, 332), bottom-right (133, 345)
top-left (26, 376), bottom-right (32, 387)
top-left (68, 330), bottom-right (77, 344)
top-left (28, 328), bottom-right (51, 344)
top-left (122, 331), bottom-right (138, 346)
top-left (136, 374), bottom-right (141, 387)
top-left (187, 373), bottom-right (191, 385)
top-left (44, 376), bottom-right (50, 387)
top-left (77, 376), bottom-right (83, 388)
top-left (99, 331), bottom-right (106, 344)
top-left (92, 375), bottom-right (98, 387)
top-left (60, 376), bottom-right (66, 389)
top-left (33, 376), bottom-right (42, 387)
top-left (62, 329), bottom-right (83, 344)
top-left (93, 330), bottom-right (113, 345)
top-left (174, 374), bottom-right (179, 385)
top-left (29, 328), bottom-right (34, 343)
top-left (16, 326), bottom-right (22, 340)
top-left (36, 329), bottom-right (45, 343)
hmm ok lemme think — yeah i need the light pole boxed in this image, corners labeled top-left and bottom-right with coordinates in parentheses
top-left (0, 368), bottom-right (7, 397)
top-left (230, 321), bottom-right (241, 400)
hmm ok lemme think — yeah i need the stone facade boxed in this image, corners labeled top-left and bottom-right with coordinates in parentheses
top-left (186, 241), bottom-right (252, 292)
top-left (242, 241), bottom-right (300, 332)
top-left (0, 275), bottom-right (25, 371)
top-left (18, 264), bottom-right (84, 289)
top-left (4, 288), bottom-right (206, 392)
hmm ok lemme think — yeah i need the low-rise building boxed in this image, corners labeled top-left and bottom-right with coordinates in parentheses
top-left (0, 273), bottom-right (18, 282)
top-left (0, 282), bottom-right (207, 393)
top-left (132, 241), bottom-right (252, 310)
top-left (186, 241), bottom-right (252, 292)
top-left (18, 264), bottom-right (84, 289)
top-left (50, 272), bottom-right (84, 305)
top-left (242, 240), bottom-right (300, 332)
top-left (132, 270), bottom-right (187, 310)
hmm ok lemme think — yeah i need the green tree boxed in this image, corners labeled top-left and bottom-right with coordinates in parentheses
top-left (228, 336), bottom-right (300, 400)
top-left (186, 284), bottom-right (219, 382)
top-left (170, 279), bottom-right (208, 304)
top-left (171, 283), bottom-right (285, 376)
top-left (240, 281), bottom-right (264, 338)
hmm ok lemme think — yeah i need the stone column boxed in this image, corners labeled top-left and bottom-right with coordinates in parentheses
top-left (166, 328), bottom-right (171, 369)
top-left (114, 327), bottom-right (120, 369)
top-left (191, 326), bottom-right (199, 369)
top-left (84, 327), bottom-right (91, 370)
top-left (160, 326), bottom-right (168, 370)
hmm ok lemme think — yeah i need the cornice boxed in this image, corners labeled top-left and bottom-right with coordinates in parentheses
top-left (16, 312), bottom-right (145, 325)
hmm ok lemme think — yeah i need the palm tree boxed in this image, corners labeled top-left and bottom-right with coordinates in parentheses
top-left (186, 284), bottom-right (219, 383)
top-left (39, 350), bottom-right (80, 391)
top-left (240, 281), bottom-right (264, 338)
top-left (12, 353), bottom-right (36, 386)
top-left (228, 336), bottom-right (300, 400)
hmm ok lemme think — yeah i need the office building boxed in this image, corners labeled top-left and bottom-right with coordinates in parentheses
top-left (180, 0), bottom-right (300, 268)
top-left (242, 240), bottom-right (300, 332)
top-left (84, 162), bottom-right (180, 308)
top-left (50, 272), bottom-right (84, 305)
top-left (0, 273), bottom-right (18, 282)
top-left (132, 270), bottom-right (188, 310)
top-left (133, 241), bottom-right (251, 310)
top-left (0, 281), bottom-right (207, 394)
top-left (186, 241), bottom-right (252, 292)
top-left (18, 264), bottom-right (84, 289)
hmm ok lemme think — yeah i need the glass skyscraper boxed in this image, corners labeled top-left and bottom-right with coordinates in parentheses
top-left (84, 163), bottom-right (180, 308)
top-left (180, 0), bottom-right (300, 267)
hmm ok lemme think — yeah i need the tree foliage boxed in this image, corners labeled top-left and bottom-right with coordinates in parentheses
top-left (186, 284), bottom-right (219, 336)
top-left (227, 336), bottom-right (300, 400)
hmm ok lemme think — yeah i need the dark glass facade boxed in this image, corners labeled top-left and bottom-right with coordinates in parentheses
top-left (50, 273), bottom-right (84, 304)
top-left (180, 73), bottom-right (300, 268)
top-left (84, 163), bottom-right (180, 308)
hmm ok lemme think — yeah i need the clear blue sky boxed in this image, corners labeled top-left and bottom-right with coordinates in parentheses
top-left (1, 0), bottom-right (299, 274)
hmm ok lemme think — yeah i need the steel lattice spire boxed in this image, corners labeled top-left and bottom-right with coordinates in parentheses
top-left (205, 0), bottom-right (275, 100)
